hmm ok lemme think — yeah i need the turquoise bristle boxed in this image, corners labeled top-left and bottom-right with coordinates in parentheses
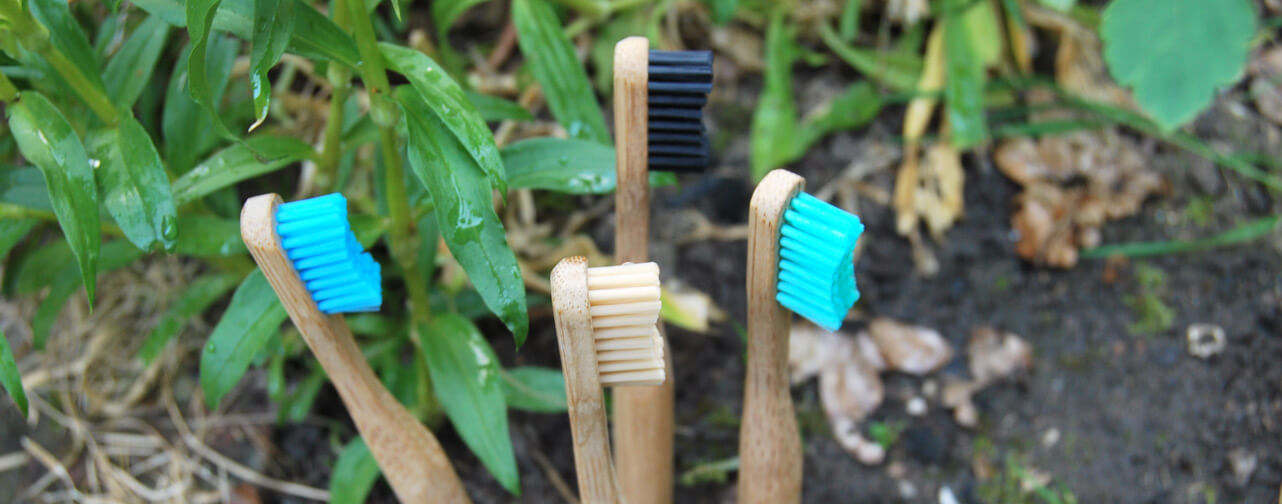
top-left (276, 193), bottom-right (382, 314)
top-left (776, 193), bottom-right (863, 332)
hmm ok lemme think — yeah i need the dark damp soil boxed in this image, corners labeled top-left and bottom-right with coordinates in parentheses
top-left (260, 67), bottom-right (1282, 503)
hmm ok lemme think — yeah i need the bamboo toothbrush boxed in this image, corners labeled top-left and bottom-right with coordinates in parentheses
top-left (612, 35), bottom-right (713, 503)
top-left (241, 193), bottom-right (471, 504)
top-left (739, 169), bottom-right (864, 503)
top-left (550, 256), bottom-right (666, 504)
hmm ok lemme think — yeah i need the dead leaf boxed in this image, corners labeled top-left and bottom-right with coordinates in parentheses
top-left (830, 415), bottom-right (887, 465)
top-left (916, 143), bottom-right (965, 237)
top-left (883, 0), bottom-right (931, 25)
top-left (789, 323), bottom-right (828, 384)
top-left (896, 28), bottom-right (946, 236)
top-left (1055, 28), bottom-right (1136, 110)
top-left (820, 332), bottom-right (885, 422)
top-left (867, 318), bottom-right (953, 375)
top-left (996, 130), bottom-right (1165, 268)
top-left (967, 327), bottom-right (1033, 386)
top-left (710, 26), bottom-right (764, 73)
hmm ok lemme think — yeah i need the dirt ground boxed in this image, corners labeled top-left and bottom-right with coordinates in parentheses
top-left (4, 50), bottom-right (1282, 504)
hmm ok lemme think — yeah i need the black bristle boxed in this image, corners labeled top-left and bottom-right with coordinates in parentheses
top-left (647, 49), bottom-right (714, 172)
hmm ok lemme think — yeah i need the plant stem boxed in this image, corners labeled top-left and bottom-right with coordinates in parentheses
top-left (28, 31), bottom-right (119, 125)
top-left (317, 71), bottom-right (350, 191)
top-left (343, 0), bottom-right (397, 128)
top-left (379, 128), bottom-right (433, 325)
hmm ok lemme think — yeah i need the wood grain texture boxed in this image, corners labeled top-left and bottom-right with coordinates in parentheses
top-left (612, 35), bottom-right (676, 504)
top-left (241, 194), bottom-right (471, 504)
top-left (738, 170), bottom-right (804, 504)
top-left (552, 256), bottom-right (622, 504)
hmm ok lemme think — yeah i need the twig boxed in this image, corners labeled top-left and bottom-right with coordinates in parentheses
top-left (0, 451), bottom-right (30, 473)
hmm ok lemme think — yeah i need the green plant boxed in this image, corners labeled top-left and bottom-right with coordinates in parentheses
top-left (0, 0), bottom-right (667, 497)
top-left (1124, 262), bottom-right (1175, 335)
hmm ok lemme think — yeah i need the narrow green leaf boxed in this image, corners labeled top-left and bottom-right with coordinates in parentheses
top-left (164, 38), bottom-right (240, 174)
top-left (1082, 216), bottom-right (1280, 259)
top-left (433, 0), bottom-right (492, 35)
top-left (9, 240), bottom-right (72, 296)
top-left (792, 83), bottom-right (882, 160)
top-left (186, 0), bottom-right (237, 140)
top-left (172, 135), bottom-right (314, 205)
top-left (400, 88), bottom-right (529, 346)
top-left (512, 0), bottom-right (611, 145)
top-left (501, 366), bottom-right (566, 413)
top-left (249, 0), bottom-right (296, 131)
top-left (32, 241), bottom-right (142, 349)
top-left (466, 91), bottom-right (534, 122)
top-left (174, 214), bottom-right (246, 257)
top-left (102, 16), bottom-right (171, 109)
top-left (704, 0), bottom-right (739, 25)
top-left (8, 92), bottom-right (101, 305)
top-left (330, 438), bottom-right (381, 504)
top-left (0, 331), bottom-right (26, 416)
top-left (943, 0), bottom-right (989, 148)
top-left (0, 166), bottom-right (53, 212)
top-left (750, 12), bottom-right (798, 181)
top-left (501, 137), bottom-right (676, 194)
top-left (280, 365), bottom-right (325, 422)
top-left (417, 211), bottom-right (440, 287)
top-left (418, 314), bottom-right (519, 495)
top-left (1037, 0), bottom-right (1076, 11)
top-left (200, 269), bottom-right (288, 409)
top-left (588, 8), bottom-right (647, 95)
top-left (94, 116), bottom-right (180, 253)
top-left (140, 273), bottom-right (243, 364)
top-left (29, 0), bottom-right (108, 94)
top-left (818, 22), bottom-right (921, 93)
top-left (1101, 0), bottom-right (1255, 130)
top-left (381, 44), bottom-right (508, 194)
top-left (0, 219), bottom-right (37, 261)
top-left (839, 0), bottom-right (862, 40)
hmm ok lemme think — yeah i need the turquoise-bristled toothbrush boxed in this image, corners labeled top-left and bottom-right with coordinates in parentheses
top-left (241, 193), bottom-right (472, 503)
top-left (739, 169), bottom-right (864, 503)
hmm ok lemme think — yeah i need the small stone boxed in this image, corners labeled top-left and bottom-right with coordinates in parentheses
top-left (907, 397), bottom-right (928, 417)
top-left (897, 479), bottom-right (918, 499)
top-left (954, 402), bottom-right (978, 428)
top-left (887, 461), bottom-right (907, 479)
top-left (1187, 324), bottom-right (1227, 359)
top-left (1041, 428), bottom-right (1061, 448)
top-left (1228, 448), bottom-right (1257, 486)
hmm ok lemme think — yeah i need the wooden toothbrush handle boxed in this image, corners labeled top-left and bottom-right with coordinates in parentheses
top-left (241, 194), bottom-right (471, 504)
top-left (613, 324), bottom-right (675, 504)
top-left (739, 171), bottom-right (804, 504)
top-left (552, 257), bottom-right (624, 504)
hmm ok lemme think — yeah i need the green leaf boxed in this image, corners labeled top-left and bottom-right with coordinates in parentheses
top-left (102, 16), bottom-right (171, 109)
top-left (400, 88), bottom-right (529, 346)
top-left (418, 314), bottom-right (519, 495)
top-left (588, 8), bottom-right (648, 95)
top-left (501, 366), bottom-right (566, 413)
top-left (8, 92), bottom-right (101, 305)
top-left (793, 82), bottom-right (882, 161)
top-left (172, 135), bottom-right (314, 205)
top-left (133, 0), bottom-right (359, 66)
top-left (164, 38), bottom-right (240, 175)
top-left (8, 240), bottom-right (73, 296)
top-left (1101, 0), bottom-right (1255, 130)
top-left (0, 331), bottom-right (26, 416)
top-left (174, 214), bottom-right (247, 257)
top-left (750, 12), bottom-right (798, 181)
top-left (93, 116), bottom-right (180, 253)
top-left (330, 437), bottom-right (381, 504)
top-left (839, 0), bottom-right (862, 40)
top-left (186, 0), bottom-right (238, 140)
top-left (501, 137), bottom-right (675, 194)
top-left (0, 166), bottom-right (54, 212)
top-left (200, 269), bottom-right (288, 409)
top-left (249, 0), bottom-right (296, 131)
top-left (703, 0), bottom-right (739, 25)
top-left (1037, 0), bottom-right (1076, 11)
top-left (433, 0), bottom-right (493, 35)
top-left (943, 0), bottom-right (989, 148)
top-left (32, 241), bottom-right (142, 349)
top-left (381, 44), bottom-right (508, 194)
top-left (29, 0), bottom-right (108, 95)
top-left (0, 219), bottom-right (37, 261)
top-left (512, 0), bottom-right (611, 145)
top-left (140, 273), bottom-right (243, 364)
top-left (466, 91), bottom-right (534, 122)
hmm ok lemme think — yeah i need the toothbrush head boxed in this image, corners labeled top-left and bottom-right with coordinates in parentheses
top-left (647, 49), bottom-right (713, 172)
top-left (275, 193), bottom-right (382, 314)
top-left (587, 262), bottom-right (665, 387)
top-left (776, 193), bottom-right (864, 332)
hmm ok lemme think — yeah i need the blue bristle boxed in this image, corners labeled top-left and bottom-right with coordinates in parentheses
top-left (775, 193), bottom-right (863, 332)
top-left (276, 193), bottom-right (382, 314)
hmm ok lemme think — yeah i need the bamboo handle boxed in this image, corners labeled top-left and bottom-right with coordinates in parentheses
top-left (612, 35), bottom-right (676, 504)
top-left (738, 170), bottom-right (805, 504)
top-left (241, 194), bottom-right (472, 504)
top-left (551, 257), bottom-right (623, 504)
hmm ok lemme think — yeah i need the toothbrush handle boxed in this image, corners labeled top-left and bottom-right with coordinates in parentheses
top-left (241, 194), bottom-right (471, 504)
top-left (739, 170), bottom-right (805, 503)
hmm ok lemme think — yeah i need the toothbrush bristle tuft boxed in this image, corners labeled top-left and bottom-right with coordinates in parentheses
top-left (648, 49), bottom-right (713, 172)
top-left (276, 193), bottom-right (382, 314)
top-left (587, 262), bottom-right (665, 386)
top-left (776, 193), bottom-right (863, 331)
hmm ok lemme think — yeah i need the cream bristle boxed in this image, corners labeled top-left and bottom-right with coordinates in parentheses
top-left (586, 262), bottom-right (665, 387)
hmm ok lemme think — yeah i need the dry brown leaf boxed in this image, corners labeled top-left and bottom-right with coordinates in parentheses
top-left (967, 327), bottom-right (1033, 386)
top-left (1055, 28), bottom-right (1135, 110)
top-left (916, 143), bottom-right (965, 237)
top-left (996, 130), bottom-right (1165, 268)
top-left (788, 323), bottom-right (829, 384)
top-left (710, 26), bottom-right (763, 73)
top-left (867, 318), bottom-right (953, 375)
top-left (820, 332), bottom-right (885, 422)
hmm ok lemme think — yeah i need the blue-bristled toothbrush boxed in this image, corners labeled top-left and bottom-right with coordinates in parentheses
top-left (739, 169), bottom-right (864, 504)
top-left (241, 193), bottom-right (472, 504)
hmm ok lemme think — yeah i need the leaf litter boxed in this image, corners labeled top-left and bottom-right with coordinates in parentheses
top-left (790, 318), bottom-right (1032, 464)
